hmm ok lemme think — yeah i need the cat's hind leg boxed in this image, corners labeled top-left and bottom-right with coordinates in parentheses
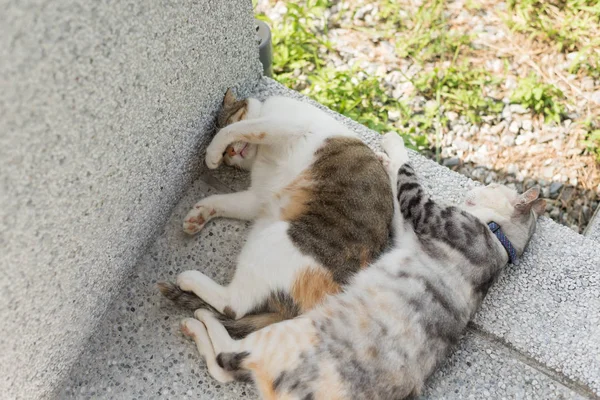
top-left (176, 264), bottom-right (289, 322)
top-left (176, 270), bottom-right (231, 315)
top-left (195, 309), bottom-right (322, 398)
top-left (176, 264), bottom-right (279, 321)
top-left (183, 190), bottom-right (259, 235)
top-left (178, 220), bottom-right (309, 317)
top-left (190, 310), bottom-right (255, 383)
top-left (180, 318), bottom-right (235, 383)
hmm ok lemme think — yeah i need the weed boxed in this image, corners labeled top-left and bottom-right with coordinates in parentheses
top-left (510, 74), bottom-right (565, 123)
top-left (383, 0), bottom-right (471, 63)
top-left (256, 0), bottom-right (427, 149)
top-left (506, 0), bottom-right (600, 69)
top-left (583, 128), bottom-right (600, 162)
top-left (256, 0), bottom-right (331, 88)
top-left (308, 68), bottom-right (427, 148)
top-left (412, 65), bottom-right (504, 124)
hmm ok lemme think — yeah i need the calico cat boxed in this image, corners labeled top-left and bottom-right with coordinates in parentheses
top-left (178, 132), bottom-right (546, 397)
top-left (158, 90), bottom-right (394, 339)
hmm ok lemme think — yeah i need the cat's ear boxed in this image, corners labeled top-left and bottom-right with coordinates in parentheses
top-left (517, 187), bottom-right (540, 205)
top-left (223, 88), bottom-right (237, 107)
top-left (531, 198), bottom-right (546, 215)
top-left (515, 186), bottom-right (541, 213)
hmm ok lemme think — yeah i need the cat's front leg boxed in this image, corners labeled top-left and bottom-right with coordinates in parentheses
top-left (183, 191), bottom-right (260, 235)
top-left (381, 132), bottom-right (409, 167)
top-left (205, 117), bottom-right (305, 169)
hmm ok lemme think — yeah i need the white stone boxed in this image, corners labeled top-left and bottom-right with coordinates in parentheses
top-left (509, 120), bottom-right (521, 134)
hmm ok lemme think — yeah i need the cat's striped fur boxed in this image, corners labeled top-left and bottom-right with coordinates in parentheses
top-left (179, 132), bottom-right (545, 399)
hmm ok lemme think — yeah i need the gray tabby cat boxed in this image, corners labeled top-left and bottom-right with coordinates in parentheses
top-left (178, 132), bottom-right (546, 398)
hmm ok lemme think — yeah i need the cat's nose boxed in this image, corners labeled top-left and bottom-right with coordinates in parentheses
top-left (226, 146), bottom-right (236, 157)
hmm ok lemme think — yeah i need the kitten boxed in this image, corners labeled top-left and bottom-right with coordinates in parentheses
top-left (158, 90), bottom-right (394, 339)
top-left (178, 132), bottom-right (546, 397)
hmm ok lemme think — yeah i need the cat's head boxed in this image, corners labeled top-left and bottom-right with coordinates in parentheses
top-left (222, 141), bottom-right (258, 170)
top-left (217, 88), bottom-right (249, 128)
top-left (463, 183), bottom-right (546, 256)
top-left (216, 89), bottom-right (259, 170)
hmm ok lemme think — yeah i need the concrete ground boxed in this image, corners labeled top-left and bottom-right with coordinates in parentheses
top-left (0, 1), bottom-right (261, 398)
top-left (57, 78), bottom-right (600, 399)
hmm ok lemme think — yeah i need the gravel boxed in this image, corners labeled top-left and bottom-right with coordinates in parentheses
top-left (257, 0), bottom-right (600, 233)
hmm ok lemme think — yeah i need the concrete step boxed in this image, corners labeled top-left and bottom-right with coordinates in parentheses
top-left (58, 78), bottom-right (600, 399)
top-left (0, 1), bottom-right (263, 398)
top-left (585, 205), bottom-right (600, 242)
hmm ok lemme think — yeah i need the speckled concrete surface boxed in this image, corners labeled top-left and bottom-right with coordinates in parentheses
top-left (474, 220), bottom-right (600, 395)
top-left (59, 171), bottom-right (587, 400)
top-left (0, 1), bottom-right (261, 398)
top-left (422, 331), bottom-right (588, 400)
top-left (59, 78), bottom-right (598, 399)
top-left (57, 177), bottom-right (258, 399)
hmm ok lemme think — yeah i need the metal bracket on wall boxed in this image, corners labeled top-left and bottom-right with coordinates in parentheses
top-left (255, 19), bottom-right (273, 77)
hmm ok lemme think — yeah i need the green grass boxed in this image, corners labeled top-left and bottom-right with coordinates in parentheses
top-left (506, 0), bottom-right (599, 155)
top-left (257, 0), bottom-right (331, 87)
top-left (583, 127), bottom-right (600, 162)
top-left (506, 0), bottom-right (600, 77)
top-left (256, 0), bottom-right (598, 159)
top-left (412, 64), bottom-right (504, 124)
top-left (255, 0), bottom-right (480, 150)
top-left (510, 74), bottom-right (565, 123)
top-left (256, 0), bottom-right (427, 149)
top-left (392, 0), bottom-right (471, 63)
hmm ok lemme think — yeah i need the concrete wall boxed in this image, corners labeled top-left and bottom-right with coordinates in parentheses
top-left (0, 0), bottom-right (261, 398)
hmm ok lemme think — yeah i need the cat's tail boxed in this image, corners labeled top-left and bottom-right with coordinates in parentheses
top-left (218, 313), bottom-right (287, 339)
top-left (157, 282), bottom-right (293, 339)
top-left (157, 282), bottom-right (220, 314)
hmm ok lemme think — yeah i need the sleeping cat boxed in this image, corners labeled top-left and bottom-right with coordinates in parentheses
top-left (178, 132), bottom-right (546, 397)
top-left (159, 90), bottom-right (394, 339)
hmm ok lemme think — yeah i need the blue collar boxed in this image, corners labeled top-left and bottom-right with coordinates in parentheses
top-left (488, 222), bottom-right (519, 265)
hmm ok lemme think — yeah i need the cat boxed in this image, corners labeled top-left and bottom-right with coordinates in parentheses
top-left (158, 89), bottom-right (394, 339)
top-left (177, 131), bottom-right (546, 398)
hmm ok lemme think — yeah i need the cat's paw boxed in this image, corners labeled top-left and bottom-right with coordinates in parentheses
top-left (183, 203), bottom-right (217, 235)
top-left (177, 270), bottom-right (203, 292)
top-left (205, 146), bottom-right (223, 169)
top-left (205, 133), bottom-right (230, 169)
top-left (194, 308), bottom-right (214, 322)
top-left (375, 151), bottom-right (392, 168)
top-left (381, 132), bottom-right (409, 165)
top-left (180, 318), bottom-right (204, 339)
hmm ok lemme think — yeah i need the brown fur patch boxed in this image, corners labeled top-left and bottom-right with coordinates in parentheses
top-left (242, 132), bottom-right (266, 141)
top-left (359, 247), bottom-right (370, 268)
top-left (247, 362), bottom-right (277, 400)
top-left (279, 173), bottom-right (314, 221)
top-left (291, 267), bottom-right (341, 312)
top-left (217, 94), bottom-right (248, 128)
top-left (359, 314), bottom-right (370, 332)
top-left (223, 306), bottom-right (236, 319)
top-left (367, 346), bottom-right (379, 358)
top-left (286, 136), bottom-right (394, 285)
